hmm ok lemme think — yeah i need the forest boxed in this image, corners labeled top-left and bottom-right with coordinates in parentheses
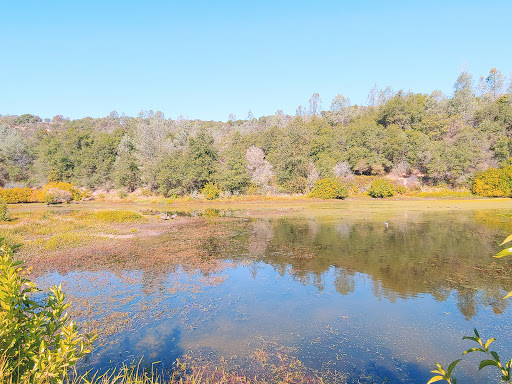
top-left (1, 68), bottom-right (512, 197)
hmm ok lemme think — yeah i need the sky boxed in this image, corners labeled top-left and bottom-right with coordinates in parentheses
top-left (1, 0), bottom-right (511, 122)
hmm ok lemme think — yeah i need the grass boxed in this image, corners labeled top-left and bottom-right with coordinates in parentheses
top-left (92, 210), bottom-right (145, 222)
top-left (1, 346), bottom-right (333, 384)
top-left (0, 207), bottom-right (151, 258)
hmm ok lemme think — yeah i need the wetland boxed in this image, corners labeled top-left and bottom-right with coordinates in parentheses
top-left (3, 199), bottom-right (512, 383)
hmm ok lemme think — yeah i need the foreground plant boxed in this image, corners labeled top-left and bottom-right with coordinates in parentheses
top-left (428, 234), bottom-right (512, 383)
top-left (0, 239), bottom-right (96, 383)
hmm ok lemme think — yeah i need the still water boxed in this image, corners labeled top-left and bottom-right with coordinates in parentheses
top-left (34, 203), bottom-right (512, 383)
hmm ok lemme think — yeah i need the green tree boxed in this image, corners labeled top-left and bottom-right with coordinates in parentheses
top-left (218, 133), bottom-right (251, 192)
top-left (183, 129), bottom-right (218, 191)
top-left (112, 135), bottom-right (140, 191)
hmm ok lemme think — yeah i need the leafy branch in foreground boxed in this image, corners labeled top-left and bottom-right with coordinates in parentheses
top-left (0, 239), bottom-right (96, 383)
top-left (428, 234), bottom-right (512, 383)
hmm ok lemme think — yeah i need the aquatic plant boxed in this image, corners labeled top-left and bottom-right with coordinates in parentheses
top-left (429, 234), bottom-right (512, 383)
top-left (0, 240), bottom-right (96, 383)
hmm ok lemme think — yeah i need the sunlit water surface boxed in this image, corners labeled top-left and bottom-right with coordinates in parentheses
top-left (34, 204), bottom-right (512, 383)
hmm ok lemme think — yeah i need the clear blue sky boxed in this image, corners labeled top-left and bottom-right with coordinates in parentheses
top-left (1, 0), bottom-right (511, 122)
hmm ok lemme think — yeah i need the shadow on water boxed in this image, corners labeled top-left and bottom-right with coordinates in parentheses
top-left (30, 207), bottom-right (512, 383)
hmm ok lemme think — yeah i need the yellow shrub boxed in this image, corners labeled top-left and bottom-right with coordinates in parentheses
top-left (472, 167), bottom-right (512, 197)
top-left (0, 187), bottom-right (33, 203)
top-left (310, 178), bottom-right (348, 199)
top-left (201, 182), bottom-right (220, 200)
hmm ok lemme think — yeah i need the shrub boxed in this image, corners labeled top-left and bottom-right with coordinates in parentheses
top-left (472, 166), bottom-right (512, 197)
top-left (392, 183), bottom-right (407, 195)
top-left (0, 240), bottom-right (95, 382)
top-left (44, 188), bottom-right (73, 204)
top-left (282, 177), bottom-right (308, 194)
top-left (310, 178), bottom-right (348, 199)
top-left (201, 182), bottom-right (220, 200)
top-left (339, 175), bottom-right (377, 196)
top-left (367, 178), bottom-right (395, 198)
top-left (41, 182), bottom-right (84, 202)
top-left (0, 198), bottom-right (6, 221)
top-left (0, 187), bottom-right (33, 203)
top-left (117, 189), bottom-right (128, 199)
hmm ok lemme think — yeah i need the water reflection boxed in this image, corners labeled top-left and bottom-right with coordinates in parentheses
top-left (241, 213), bottom-right (512, 319)
top-left (31, 208), bottom-right (512, 383)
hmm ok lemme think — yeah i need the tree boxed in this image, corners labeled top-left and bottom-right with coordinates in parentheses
top-left (309, 92), bottom-right (321, 116)
top-left (183, 129), bottom-right (218, 191)
top-left (112, 135), bottom-right (140, 191)
top-left (329, 93), bottom-right (352, 125)
top-left (218, 132), bottom-right (251, 192)
top-left (155, 152), bottom-right (185, 196)
top-left (488, 68), bottom-right (505, 99)
top-left (246, 146), bottom-right (274, 192)
top-left (450, 70), bottom-right (476, 122)
top-left (277, 156), bottom-right (309, 193)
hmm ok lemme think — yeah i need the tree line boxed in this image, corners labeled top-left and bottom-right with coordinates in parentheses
top-left (1, 68), bottom-right (512, 196)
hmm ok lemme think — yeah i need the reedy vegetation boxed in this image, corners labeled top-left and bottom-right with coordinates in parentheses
top-left (1, 69), bottom-right (512, 196)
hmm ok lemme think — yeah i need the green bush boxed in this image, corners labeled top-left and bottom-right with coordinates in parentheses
top-left (0, 240), bottom-right (96, 383)
top-left (282, 177), bottom-right (308, 194)
top-left (201, 182), bottom-right (220, 200)
top-left (367, 178), bottom-right (395, 198)
top-left (0, 198), bottom-right (6, 221)
top-left (310, 178), bottom-right (348, 199)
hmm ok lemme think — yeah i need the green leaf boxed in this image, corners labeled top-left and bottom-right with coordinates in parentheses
top-left (490, 351), bottom-right (501, 363)
top-left (462, 336), bottom-right (480, 343)
top-left (427, 376), bottom-right (447, 384)
top-left (446, 359), bottom-right (461, 376)
top-left (479, 360), bottom-right (500, 370)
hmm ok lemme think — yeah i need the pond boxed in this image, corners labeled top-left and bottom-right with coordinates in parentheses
top-left (31, 201), bottom-right (512, 383)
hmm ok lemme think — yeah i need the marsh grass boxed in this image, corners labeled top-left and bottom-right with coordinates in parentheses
top-left (1, 349), bottom-right (332, 384)
top-left (0, 208), bottom-right (151, 258)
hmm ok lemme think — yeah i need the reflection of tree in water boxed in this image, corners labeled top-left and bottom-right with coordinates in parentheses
top-left (248, 219), bottom-right (274, 256)
top-left (334, 268), bottom-right (355, 295)
top-left (252, 212), bottom-right (512, 320)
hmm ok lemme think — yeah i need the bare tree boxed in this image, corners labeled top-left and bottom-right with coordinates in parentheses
top-left (308, 93), bottom-right (321, 116)
top-left (246, 146), bottom-right (274, 191)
